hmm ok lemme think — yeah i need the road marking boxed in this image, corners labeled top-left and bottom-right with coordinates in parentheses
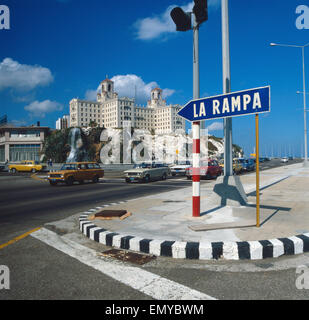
top-left (0, 227), bottom-right (41, 250)
top-left (31, 228), bottom-right (216, 300)
top-left (30, 174), bottom-right (47, 182)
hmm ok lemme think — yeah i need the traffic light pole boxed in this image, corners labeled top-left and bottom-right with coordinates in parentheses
top-left (222, 0), bottom-right (233, 176)
top-left (170, 1), bottom-right (207, 217)
top-left (192, 14), bottom-right (201, 217)
top-left (193, 15), bottom-right (199, 102)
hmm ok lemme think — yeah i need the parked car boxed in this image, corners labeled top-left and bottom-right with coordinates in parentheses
top-left (281, 157), bottom-right (289, 163)
top-left (219, 159), bottom-right (224, 170)
top-left (240, 158), bottom-right (255, 172)
top-left (9, 160), bottom-right (46, 173)
top-left (232, 159), bottom-right (243, 174)
top-left (47, 162), bottom-right (104, 186)
top-left (0, 164), bottom-right (5, 172)
top-left (236, 158), bottom-right (246, 172)
top-left (124, 162), bottom-right (170, 183)
top-left (185, 159), bottom-right (222, 180)
top-left (170, 161), bottom-right (192, 176)
top-left (259, 157), bottom-right (270, 163)
top-left (219, 159), bottom-right (243, 174)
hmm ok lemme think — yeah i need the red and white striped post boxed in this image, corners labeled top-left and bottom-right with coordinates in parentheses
top-left (192, 121), bottom-right (200, 217)
top-left (192, 12), bottom-right (201, 217)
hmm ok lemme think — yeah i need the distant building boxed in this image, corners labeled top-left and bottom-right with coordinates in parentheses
top-left (56, 115), bottom-right (70, 130)
top-left (0, 125), bottom-right (49, 162)
top-left (69, 78), bottom-right (185, 134)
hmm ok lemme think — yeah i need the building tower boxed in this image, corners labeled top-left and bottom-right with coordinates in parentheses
top-left (97, 77), bottom-right (117, 102)
top-left (147, 87), bottom-right (166, 108)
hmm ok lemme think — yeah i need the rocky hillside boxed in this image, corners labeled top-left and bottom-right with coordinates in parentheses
top-left (207, 135), bottom-right (243, 158)
top-left (42, 127), bottom-right (243, 163)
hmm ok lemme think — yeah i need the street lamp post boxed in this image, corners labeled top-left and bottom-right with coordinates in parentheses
top-left (270, 42), bottom-right (309, 167)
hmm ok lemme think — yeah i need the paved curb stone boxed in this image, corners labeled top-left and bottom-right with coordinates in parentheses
top-left (79, 203), bottom-right (309, 260)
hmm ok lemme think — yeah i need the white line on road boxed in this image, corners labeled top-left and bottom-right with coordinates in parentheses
top-left (31, 228), bottom-right (216, 300)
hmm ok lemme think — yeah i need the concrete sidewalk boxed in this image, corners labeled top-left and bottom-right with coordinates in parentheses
top-left (79, 163), bottom-right (309, 260)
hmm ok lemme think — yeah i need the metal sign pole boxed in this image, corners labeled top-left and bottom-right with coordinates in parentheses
top-left (255, 114), bottom-right (260, 227)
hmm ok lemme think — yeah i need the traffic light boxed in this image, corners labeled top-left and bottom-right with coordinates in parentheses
top-left (170, 7), bottom-right (192, 32)
top-left (193, 0), bottom-right (208, 25)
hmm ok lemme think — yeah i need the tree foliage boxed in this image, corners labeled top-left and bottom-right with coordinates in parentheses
top-left (42, 129), bottom-right (71, 163)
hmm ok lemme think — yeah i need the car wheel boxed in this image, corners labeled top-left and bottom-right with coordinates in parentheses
top-left (162, 173), bottom-right (167, 180)
top-left (31, 168), bottom-right (36, 173)
top-left (49, 181), bottom-right (57, 186)
top-left (92, 176), bottom-right (99, 183)
top-left (11, 168), bottom-right (16, 173)
top-left (186, 175), bottom-right (191, 180)
top-left (78, 180), bottom-right (84, 184)
top-left (144, 175), bottom-right (150, 183)
top-left (125, 178), bottom-right (131, 183)
top-left (172, 173), bottom-right (176, 177)
top-left (65, 176), bottom-right (74, 186)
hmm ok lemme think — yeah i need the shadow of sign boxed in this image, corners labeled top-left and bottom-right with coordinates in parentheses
top-left (213, 176), bottom-right (247, 206)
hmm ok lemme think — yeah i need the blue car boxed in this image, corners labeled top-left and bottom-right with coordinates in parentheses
top-left (242, 159), bottom-right (255, 172)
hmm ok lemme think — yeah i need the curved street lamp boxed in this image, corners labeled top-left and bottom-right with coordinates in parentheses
top-left (270, 42), bottom-right (309, 166)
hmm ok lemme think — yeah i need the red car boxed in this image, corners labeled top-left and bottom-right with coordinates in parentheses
top-left (186, 159), bottom-right (222, 180)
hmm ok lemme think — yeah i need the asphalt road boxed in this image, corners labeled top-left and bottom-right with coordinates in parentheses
top-left (0, 158), bottom-right (308, 301)
top-left (0, 172), bottom-right (203, 244)
top-left (0, 158), bottom-right (300, 242)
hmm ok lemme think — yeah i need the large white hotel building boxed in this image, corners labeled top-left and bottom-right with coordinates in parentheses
top-left (69, 78), bottom-right (186, 134)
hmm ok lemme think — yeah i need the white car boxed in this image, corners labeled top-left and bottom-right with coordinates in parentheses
top-left (281, 157), bottom-right (288, 163)
top-left (170, 161), bottom-right (192, 176)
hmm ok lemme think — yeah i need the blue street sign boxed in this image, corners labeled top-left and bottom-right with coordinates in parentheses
top-left (178, 86), bottom-right (271, 122)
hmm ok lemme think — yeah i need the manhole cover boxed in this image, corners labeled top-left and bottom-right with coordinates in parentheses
top-left (89, 210), bottom-right (131, 220)
top-left (100, 249), bottom-right (156, 265)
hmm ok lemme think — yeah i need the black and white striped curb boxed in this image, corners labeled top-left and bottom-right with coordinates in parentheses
top-left (79, 203), bottom-right (309, 260)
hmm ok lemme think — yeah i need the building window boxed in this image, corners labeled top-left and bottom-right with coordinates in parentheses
top-left (9, 144), bottom-right (41, 162)
top-left (10, 130), bottom-right (40, 138)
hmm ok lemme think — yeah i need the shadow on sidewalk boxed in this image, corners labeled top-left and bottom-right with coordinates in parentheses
top-left (246, 176), bottom-right (290, 197)
top-left (199, 204), bottom-right (291, 230)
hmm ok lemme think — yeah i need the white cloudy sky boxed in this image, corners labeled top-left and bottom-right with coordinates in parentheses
top-left (85, 74), bottom-right (175, 104)
top-left (134, 0), bottom-right (220, 41)
top-left (0, 58), bottom-right (53, 91)
top-left (24, 100), bottom-right (63, 118)
top-left (0, 58), bottom-right (61, 118)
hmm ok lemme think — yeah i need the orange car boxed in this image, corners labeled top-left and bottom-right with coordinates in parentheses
top-left (48, 162), bottom-right (104, 186)
top-left (9, 160), bottom-right (46, 173)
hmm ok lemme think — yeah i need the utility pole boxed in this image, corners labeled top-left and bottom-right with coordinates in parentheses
top-left (222, 0), bottom-right (233, 176)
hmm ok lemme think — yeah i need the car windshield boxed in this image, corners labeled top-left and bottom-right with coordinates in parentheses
top-left (176, 161), bottom-right (191, 165)
top-left (200, 161), bottom-right (212, 166)
top-left (133, 163), bottom-right (151, 169)
top-left (60, 164), bottom-right (77, 170)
